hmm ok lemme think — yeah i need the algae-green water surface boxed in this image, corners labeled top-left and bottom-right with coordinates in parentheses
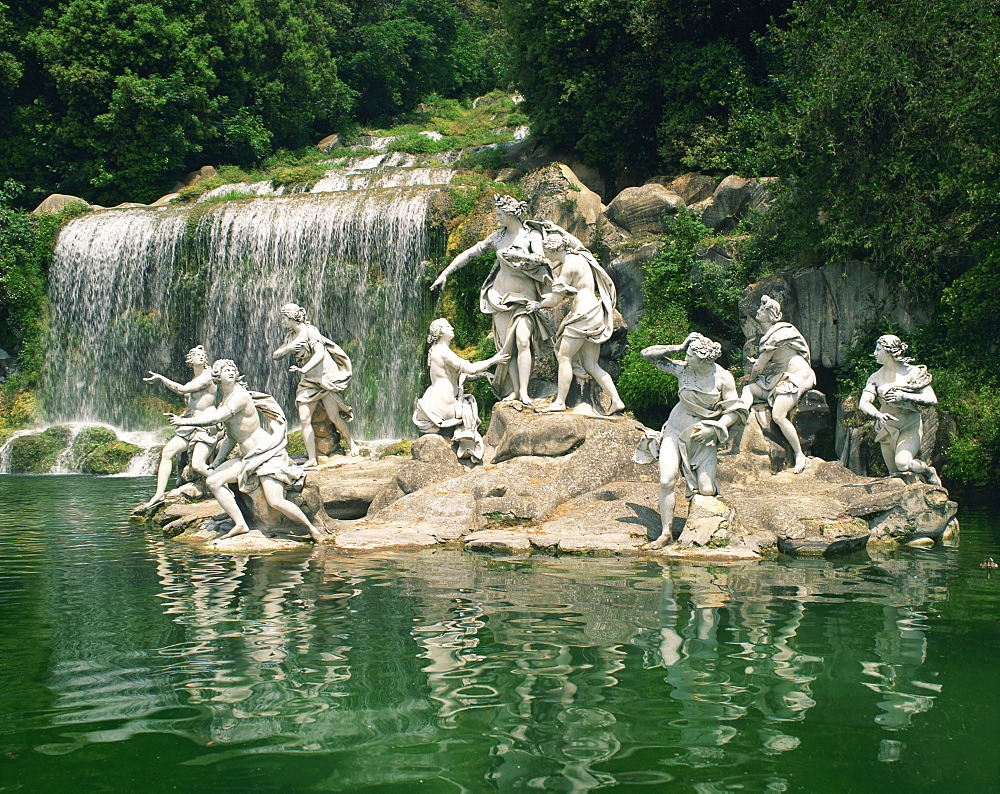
top-left (1, 475), bottom-right (997, 791)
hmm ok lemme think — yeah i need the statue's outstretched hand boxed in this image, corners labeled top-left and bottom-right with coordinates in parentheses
top-left (143, 372), bottom-right (162, 383)
top-left (430, 273), bottom-right (447, 291)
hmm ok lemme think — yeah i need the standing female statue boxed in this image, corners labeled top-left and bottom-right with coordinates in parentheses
top-left (272, 303), bottom-right (358, 464)
top-left (858, 334), bottom-right (941, 485)
top-left (430, 195), bottom-right (553, 405)
top-left (740, 294), bottom-right (816, 473)
top-left (412, 319), bottom-right (509, 463)
top-left (635, 333), bottom-right (747, 549)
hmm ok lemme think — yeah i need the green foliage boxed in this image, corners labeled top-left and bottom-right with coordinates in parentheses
top-left (286, 430), bottom-right (306, 457)
top-left (763, 0), bottom-right (1000, 294)
top-left (932, 372), bottom-right (1000, 488)
top-left (269, 163), bottom-right (327, 187)
top-left (0, 181), bottom-right (87, 388)
top-left (387, 133), bottom-right (465, 154)
top-left (69, 426), bottom-right (140, 474)
top-left (503, 0), bottom-right (787, 179)
top-left (617, 210), bottom-right (714, 426)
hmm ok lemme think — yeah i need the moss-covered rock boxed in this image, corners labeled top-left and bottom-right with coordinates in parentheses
top-left (74, 427), bottom-right (142, 474)
top-left (81, 440), bottom-right (141, 474)
top-left (6, 426), bottom-right (73, 473)
top-left (71, 426), bottom-right (118, 462)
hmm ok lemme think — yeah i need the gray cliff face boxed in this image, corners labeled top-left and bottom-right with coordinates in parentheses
top-left (739, 262), bottom-right (930, 371)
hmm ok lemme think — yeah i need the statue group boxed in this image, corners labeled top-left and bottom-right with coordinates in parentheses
top-left (141, 195), bottom-right (942, 548)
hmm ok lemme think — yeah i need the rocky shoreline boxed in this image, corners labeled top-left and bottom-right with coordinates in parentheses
top-left (131, 404), bottom-right (958, 560)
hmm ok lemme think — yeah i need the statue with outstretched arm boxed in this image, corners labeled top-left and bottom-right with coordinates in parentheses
top-left (141, 345), bottom-right (218, 507)
top-left (171, 359), bottom-right (324, 542)
top-left (430, 194), bottom-right (553, 405)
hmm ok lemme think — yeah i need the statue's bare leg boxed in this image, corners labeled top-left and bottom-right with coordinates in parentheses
top-left (895, 447), bottom-right (941, 486)
top-left (321, 393), bottom-right (359, 456)
top-left (513, 318), bottom-right (534, 405)
top-left (644, 440), bottom-right (680, 549)
top-left (261, 477), bottom-right (325, 542)
top-left (189, 442), bottom-right (213, 480)
top-left (578, 342), bottom-right (625, 414)
top-left (145, 435), bottom-right (187, 506)
top-left (772, 393), bottom-right (807, 473)
top-left (541, 337), bottom-right (584, 412)
top-left (880, 440), bottom-right (899, 475)
top-left (298, 403), bottom-right (318, 467)
top-left (207, 461), bottom-right (250, 538)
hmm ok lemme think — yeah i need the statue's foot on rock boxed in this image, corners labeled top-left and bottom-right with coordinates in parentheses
top-left (925, 467), bottom-right (942, 487)
top-left (605, 400), bottom-right (626, 415)
top-left (219, 524), bottom-right (250, 540)
top-left (306, 525), bottom-right (327, 543)
top-left (792, 454), bottom-right (808, 474)
top-left (303, 458), bottom-right (319, 468)
top-left (540, 401), bottom-right (567, 413)
top-left (641, 536), bottom-right (674, 550)
top-left (140, 495), bottom-right (165, 511)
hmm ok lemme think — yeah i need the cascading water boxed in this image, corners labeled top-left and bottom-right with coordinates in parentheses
top-left (44, 161), bottom-right (449, 439)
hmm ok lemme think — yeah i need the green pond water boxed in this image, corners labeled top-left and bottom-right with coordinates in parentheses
top-left (0, 475), bottom-right (998, 792)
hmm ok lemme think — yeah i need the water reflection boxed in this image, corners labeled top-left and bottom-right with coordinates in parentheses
top-left (6, 487), bottom-right (967, 789)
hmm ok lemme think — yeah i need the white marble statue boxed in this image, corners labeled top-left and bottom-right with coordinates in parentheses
top-left (858, 334), bottom-right (941, 485)
top-left (141, 345), bottom-right (218, 507)
top-left (272, 303), bottom-right (358, 464)
top-left (529, 224), bottom-right (625, 414)
top-left (171, 359), bottom-right (324, 542)
top-left (635, 333), bottom-right (747, 549)
top-left (430, 194), bottom-right (554, 405)
top-left (740, 294), bottom-right (817, 473)
top-left (412, 319), bottom-right (510, 463)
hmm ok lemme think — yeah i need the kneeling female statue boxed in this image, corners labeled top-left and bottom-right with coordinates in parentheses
top-left (635, 333), bottom-right (747, 549)
top-left (412, 319), bottom-right (509, 463)
top-left (858, 334), bottom-right (941, 485)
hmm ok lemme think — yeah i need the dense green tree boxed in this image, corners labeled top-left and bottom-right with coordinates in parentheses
top-left (338, 0), bottom-right (501, 123)
top-left (501, 0), bottom-right (788, 182)
top-left (0, 0), bottom-right (356, 205)
top-left (761, 0), bottom-right (1000, 294)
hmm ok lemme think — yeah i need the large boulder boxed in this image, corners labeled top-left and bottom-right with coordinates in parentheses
top-left (523, 163), bottom-right (607, 246)
top-left (368, 434), bottom-right (468, 514)
top-left (646, 173), bottom-right (717, 205)
top-left (606, 184), bottom-right (685, 235)
top-left (336, 406), bottom-right (658, 552)
top-left (693, 175), bottom-right (778, 232)
top-left (308, 455), bottom-right (408, 518)
top-left (31, 194), bottom-right (91, 215)
top-left (607, 242), bottom-right (664, 328)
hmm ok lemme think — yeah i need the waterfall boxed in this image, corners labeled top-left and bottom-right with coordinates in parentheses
top-left (43, 179), bottom-right (442, 439)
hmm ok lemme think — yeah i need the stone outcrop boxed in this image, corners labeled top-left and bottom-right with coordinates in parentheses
top-left (523, 163), bottom-right (607, 247)
top-left (605, 184), bottom-right (685, 235)
top-left (655, 173), bottom-right (717, 205)
top-left (316, 133), bottom-right (343, 152)
top-left (31, 194), bottom-right (92, 215)
top-left (142, 404), bottom-right (959, 559)
top-left (606, 242), bottom-right (663, 329)
top-left (689, 176), bottom-right (778, 232)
